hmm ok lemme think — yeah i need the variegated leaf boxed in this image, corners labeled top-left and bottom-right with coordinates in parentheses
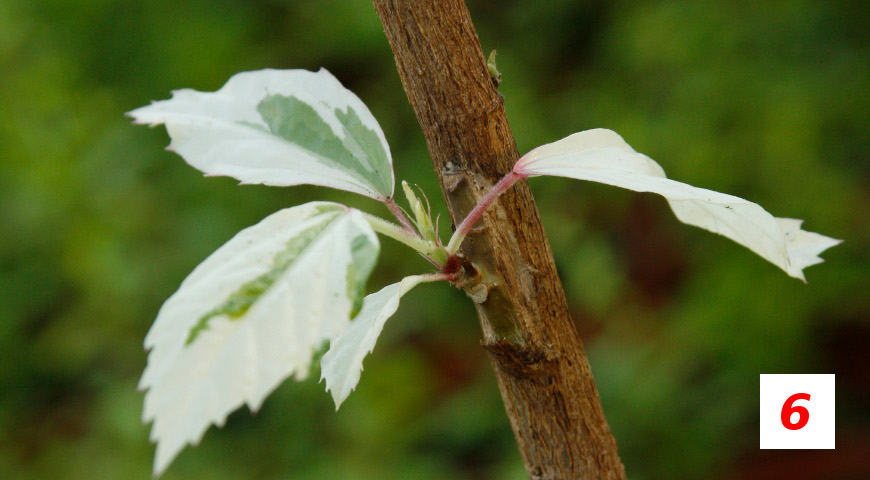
top-left (129, 69), bottom-right (394, 200)
top-left (140, 201), bottom-right (378, 475)
top-left (514, 129), bottom-right (841, 281)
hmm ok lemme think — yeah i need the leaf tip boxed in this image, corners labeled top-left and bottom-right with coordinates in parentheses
top-left (320, 377), bottom-right (347, 411)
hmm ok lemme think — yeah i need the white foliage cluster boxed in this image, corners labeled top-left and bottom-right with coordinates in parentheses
top-left (131, 69), bottom-right (840, 476)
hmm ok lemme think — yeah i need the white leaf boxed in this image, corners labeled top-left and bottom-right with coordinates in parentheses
top-left (129, 68), bottom-right (394, 200)
top-left (139, 202), bottom-right (379, 475)
top-left (320, 275), bottom-right (426, 409)
top-left (514, 129), bottom-right (841, 281)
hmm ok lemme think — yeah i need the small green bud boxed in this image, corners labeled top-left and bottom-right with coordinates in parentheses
top-left (402, 180), bottom-right (437, 243)
top-left (402, 180), bottom-right (421, 212)
top-left (487, 50), bottom-right (501, 87)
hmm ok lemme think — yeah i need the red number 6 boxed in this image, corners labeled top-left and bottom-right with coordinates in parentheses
top-left (781, 393), bottom-right (811, 430)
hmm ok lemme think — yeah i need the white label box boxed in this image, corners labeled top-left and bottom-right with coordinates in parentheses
top-left (760, 374), bottom-right (835, 449)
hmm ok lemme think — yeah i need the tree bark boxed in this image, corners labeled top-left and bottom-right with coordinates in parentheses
top-left (371, 1), bottom-right (626, 479)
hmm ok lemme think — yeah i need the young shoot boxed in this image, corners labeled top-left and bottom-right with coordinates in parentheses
top-left (130, 68), bottom-right (839, 475)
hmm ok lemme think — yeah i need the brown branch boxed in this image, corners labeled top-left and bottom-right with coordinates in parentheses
top-left (370, 1), bottom-right (626, 479)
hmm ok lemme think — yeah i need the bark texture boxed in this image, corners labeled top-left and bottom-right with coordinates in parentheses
top-left (371, 1), bottom-right (626, 479)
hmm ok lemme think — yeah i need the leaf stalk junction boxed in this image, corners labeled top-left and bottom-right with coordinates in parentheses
top-left (370, 171), bottom-right (526, 286)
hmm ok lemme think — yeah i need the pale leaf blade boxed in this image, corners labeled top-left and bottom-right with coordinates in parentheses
top-left (320, 275), bottom-right (426, 409)
top-left (139, 201), bottom-right (379, 475)
top-left (514, 129), bottom-right (841, 280)
top-left (128, 68), bottom-right (394, 200)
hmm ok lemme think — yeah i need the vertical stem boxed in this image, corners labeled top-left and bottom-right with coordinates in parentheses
top-left (371, 1), bottom-right (626, 479)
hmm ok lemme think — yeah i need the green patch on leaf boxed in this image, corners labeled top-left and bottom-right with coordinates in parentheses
top-left (346, 233), bottom-right (379, 318)
top-left (333, 107), bottom-right (391, 193)
top-left (186, 209), bottom-right (342, 345)
top-left (256, 94), bottom-right (391, 198)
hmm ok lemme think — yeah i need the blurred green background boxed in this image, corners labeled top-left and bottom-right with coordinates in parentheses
top-left (1, 0), bottom-right (867, 478)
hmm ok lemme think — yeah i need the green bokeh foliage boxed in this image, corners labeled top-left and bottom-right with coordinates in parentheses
top-left (1, 1), bottom-right (867, 479)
